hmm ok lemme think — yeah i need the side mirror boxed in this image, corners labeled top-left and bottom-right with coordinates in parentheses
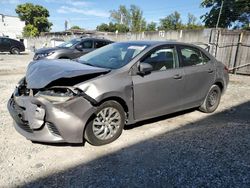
top-left (139, 63), bottom-right (153, 75)
top-left (75, 44), bottom-right (83, 51)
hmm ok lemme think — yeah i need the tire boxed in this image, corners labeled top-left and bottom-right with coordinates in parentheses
top-left (199, 85), bottom-right (221, 113)
top-left (84, 100), bottom-right (125, 146)
top-left (10, 47), bottom-right (20, 54)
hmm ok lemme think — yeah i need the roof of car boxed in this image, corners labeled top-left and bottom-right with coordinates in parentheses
top-left (79, 37), bottom-right (112, 42)
top-left (0, 37), bottom-right (19, 41)
top-left (117, 40), bottom-right (199, 47)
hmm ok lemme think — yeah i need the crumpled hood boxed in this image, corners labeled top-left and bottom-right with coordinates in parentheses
top-left (26, 59), bottom-right (109, 89)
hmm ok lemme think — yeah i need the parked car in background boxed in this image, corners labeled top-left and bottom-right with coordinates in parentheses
top-left (33, 37), bottom-right (113, 60)
top-left (8, 41), bottom-right (229, 146)
top-left (0, 37), bottom-right (25, 54)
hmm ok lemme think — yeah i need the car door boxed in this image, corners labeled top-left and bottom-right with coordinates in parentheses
top-left (71, 40), bottom-right (93, 59)
top-left (79, 40), bottom-right (94, 56)
top-left (0, 38), bottom-right (3, 52)
top-left (177, 45), bottom-right (216, 108)
top-left (132, 45), bottom-right (186, 121)
top-left (0, 38), bottom-right (11, 52)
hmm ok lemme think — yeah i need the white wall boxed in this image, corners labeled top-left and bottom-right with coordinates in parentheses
top-left (0, 14), bottom-right (25, 39)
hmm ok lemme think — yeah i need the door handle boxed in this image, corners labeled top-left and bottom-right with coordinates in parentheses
top-left (173, 74), bottom-right (182, 79)
top-left (208, 69), bottom-right (214, 73)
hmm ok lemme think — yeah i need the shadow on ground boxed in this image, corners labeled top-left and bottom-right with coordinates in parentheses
top-left (23, 102), bottom-right (250, 187)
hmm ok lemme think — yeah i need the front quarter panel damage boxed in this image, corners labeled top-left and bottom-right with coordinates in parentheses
top-left (76, 71), bottom-right (135, 124)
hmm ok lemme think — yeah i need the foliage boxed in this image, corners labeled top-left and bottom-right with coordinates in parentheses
top-left (130, 5), bottom-right (146, 32)
top-left (96, 22), bottom-right (129, 33)
top-left (159, 11), bottom-right (183, 30)
top-left (23, 24), bottom-right (39, 37)
top-left (146, 22), bottom-right (157, 31)
top-left (201, 0), bottom-right (250, 28)
top-left (186, 13), bottom-right (205, 30)
top-left (110, 5), bottom-right (131, 27)
top-left (108, 4), bottom-right (146, 32)
top-left (70, 25), bottom-right (81, 30)
top-left (99, 5), bottom-right (209, 33)
top-left (15, 3), bottom-right (52, 36)
top-left (96, 23), bottom-right (110, 32)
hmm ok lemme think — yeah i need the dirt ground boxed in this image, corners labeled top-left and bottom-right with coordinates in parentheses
top-left (0, 54), bottom-right (249, 187)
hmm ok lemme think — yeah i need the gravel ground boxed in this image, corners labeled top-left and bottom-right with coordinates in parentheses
top-left (0, 54), bottom-right (249, 187)
top-left (0, 53), bottom-right (32, 75)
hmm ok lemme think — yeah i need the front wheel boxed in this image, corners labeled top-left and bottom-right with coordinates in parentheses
top-left (10, 47), bottom-right (20, 54)
top-left (199, 85), bottom-right (222, 113)
top-left (84, 101), bottom-right (125, 146)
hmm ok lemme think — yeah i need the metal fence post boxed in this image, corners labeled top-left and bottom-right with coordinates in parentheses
top-left (215, 29), bottom-right (220, 58)
top-left (233, 32), bottom-right (243, 74)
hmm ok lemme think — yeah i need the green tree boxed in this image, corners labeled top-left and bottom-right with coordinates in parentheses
top-left (70, 25), bottom-right (81, 30)
top-left (130, 5), bottom-right (146, 32)
top-left (109, 4), bottom-right (146, 32)
top-left (116, 23), bottom-right (130, 32)
top-left (96, 23), bottom-right (110, 32)
top-left (159, 11), bottom-right (183, 30)
top-left (15, 3), bottom-right (52, 36)
top-left (110, 5), bottom-right (131, 27)
top-left (23, 24), bottom-right (39, 37)
top-left (186, 13), bottom-right (205, 29)
top-left (96, 22), bottom-right (129, 33)
top-left (201, 0), bottom-right (250, 28)
top-left (146, 22), bottom-right (157, 31)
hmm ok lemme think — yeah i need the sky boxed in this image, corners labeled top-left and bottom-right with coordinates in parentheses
top-left (0, 0), bottom-right (209, 31)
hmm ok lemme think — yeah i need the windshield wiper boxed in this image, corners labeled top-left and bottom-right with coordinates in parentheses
top-left (82, 62), bottom-right (95, 67)
top-left (80, 61), bottom-right (109, 69)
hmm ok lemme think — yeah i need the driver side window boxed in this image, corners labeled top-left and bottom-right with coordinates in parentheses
top-left (141, 46), bottom-right (177, 72)
top-left (80, 41), bottom-right (93, 49)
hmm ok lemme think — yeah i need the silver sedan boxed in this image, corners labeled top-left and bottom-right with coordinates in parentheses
top-left (8, 41), bottom-right (229, 146)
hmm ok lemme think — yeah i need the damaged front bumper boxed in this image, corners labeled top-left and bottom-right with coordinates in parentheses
top-left (7, 87), bottom-right (96, 143)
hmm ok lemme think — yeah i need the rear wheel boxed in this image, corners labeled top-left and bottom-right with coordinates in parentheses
top-left (84, 101), bottom-right (125, 146)
top-left (10, 47), bottom-right (20, 54)
top-left (199, 85), bottom-right (221, 113)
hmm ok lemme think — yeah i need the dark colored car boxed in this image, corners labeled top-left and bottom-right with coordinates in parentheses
top-left (0, 37), bottom-right (25, 54)
top-left (33, 37), bottom-right (113, 60)
top-left (8, 41), bottom-right (229, 146)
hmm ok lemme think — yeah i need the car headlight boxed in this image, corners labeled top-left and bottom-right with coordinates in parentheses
top-left (35, 87), bottom-right (75, 103)
top-left (34, 52), bottom-right (55, 60)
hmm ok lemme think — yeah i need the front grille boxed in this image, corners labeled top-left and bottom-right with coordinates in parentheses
top-left (47, 122), bottom-right (61, 137)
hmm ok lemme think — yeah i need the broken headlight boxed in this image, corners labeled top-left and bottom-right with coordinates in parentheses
top-left (35, 87), bottom-right (75, 103)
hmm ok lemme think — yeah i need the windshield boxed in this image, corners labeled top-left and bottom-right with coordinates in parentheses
top-left (78, 43), bottom-right (148, 69)
top-left (58, 38), bottom-right (81, 48)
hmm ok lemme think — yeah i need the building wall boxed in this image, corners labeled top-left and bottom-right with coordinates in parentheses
top-left (0, 14), bottom-right (25, 39)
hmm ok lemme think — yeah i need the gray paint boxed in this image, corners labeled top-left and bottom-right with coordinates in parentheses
top-left (8, 41), bottom-right (229, 143)
top-left (26, 59), bottom-right (109, 89)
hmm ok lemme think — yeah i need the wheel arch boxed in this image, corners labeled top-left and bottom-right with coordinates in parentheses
top-left (214, 80), bottom-right (224, 93)
top-left (98, 96), bottom-right (129, 115)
